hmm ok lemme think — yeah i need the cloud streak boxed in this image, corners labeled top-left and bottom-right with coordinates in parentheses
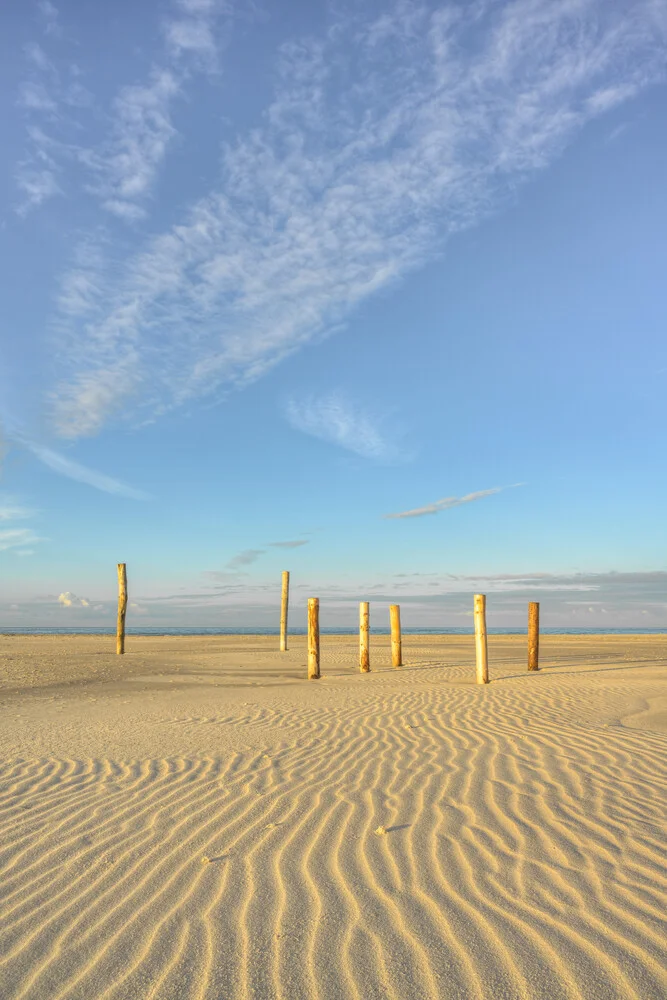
top-left (0, 493), bottom-right (41, 553)
top-left (0, 500), bottom-right (33, 522)
top-left (285, 393), bottom-right (397, 460)
top-left (43, 0), bottom-right (667, 438)
top-left (0, 529), bottom-right (41, 553)
top-left (269, 540), bottom-right (309, 549)
top-left (24, 440), bottom-right (149, 499)
top-left (226, 548), bottom-right (265, 570)
top-left (384, 486), bottom-right (517, 519)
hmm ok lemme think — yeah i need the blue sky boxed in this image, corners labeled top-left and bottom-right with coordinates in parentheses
top-left (1, 0), bottom-right (666, 629)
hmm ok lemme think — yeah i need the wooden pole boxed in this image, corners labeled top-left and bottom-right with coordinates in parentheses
top-left (116, 563), bottom-right (127, 655)
top-left (359, 601), bottom-right (370, 673)
top-left (390, 604), bottom-right (402, 667)
top-left (307, 598), bottom-right (320, 680)
top-left (473, 593), bottom-right (489, 684)
top-left (528, 601), bottom-right (540, 671)
top-left (280, 570), bottom-right (290, 652)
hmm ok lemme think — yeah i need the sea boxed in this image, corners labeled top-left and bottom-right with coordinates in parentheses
top-left (1, 627), bottom-right (664, 636)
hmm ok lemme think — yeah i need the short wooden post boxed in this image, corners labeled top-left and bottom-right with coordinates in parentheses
top-left (307, 598), bottom-right (320, 679)
top-left (390, 604), bottom-right (402, 667)
top-left (473, 593), bottom-right (489, 684)
top-left (280, 571), bottom-right (290, 651)
top-left (116, 563), bottom-right (127, 655)
top-left (528, 601), bottom-right (539, 671)
top-left (359, 601), bottom-right (370, 672)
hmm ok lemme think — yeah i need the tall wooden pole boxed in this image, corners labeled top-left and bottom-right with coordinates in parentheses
top-left (280, 571), bottom-right (290, 652)
top-left (307, 598), bottom-right (320, 680)
top-left (390, 604), bottom-right (402, 668)
top-left (473, 593), bottom-right (489, 684)
top-left (116, 563), bottom-right (127, 655)
top-left (359, 601), bottom-right (370, 673)
top-left (528, 601), bottom-right (540, 671)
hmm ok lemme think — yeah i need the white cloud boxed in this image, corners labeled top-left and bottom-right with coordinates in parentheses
top-left (0, 529), bottom-right (41, 552)
top-left (46, 0), bottom-right (667, 438)
top-left (164, 0), bottom-right (228, 63)
top-left (285, 393), bottom-right (396, 460)
top-left (37, 1), bottom-right (61, 37)
top-left (78, 69), bottom-right (180, 219)
top-left (0, 500), bottom-right (33, 521)
top-left (17, 1), bottom-right (229, 218)
top-left (15, 163), bottom-right (61, 214)
top-left (58, 591), bottom-right (90, 607)
top-left (0, 495), bottom-right (41, 552)
top-left (18, 81), bottom-right (58, 112)
top-left (21, 438), bottom-right (149, 499)
top-left (15, 33), bottom-right (91, 214)
top-left (385, 486), bottom-right (518, 519)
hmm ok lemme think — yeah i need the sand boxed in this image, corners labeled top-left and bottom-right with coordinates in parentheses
top-left (0, 633), bottom-right (666, 1000)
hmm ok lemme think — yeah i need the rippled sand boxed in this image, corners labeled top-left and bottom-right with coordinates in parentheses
top-left (1, 633), bottom-right (666, 999)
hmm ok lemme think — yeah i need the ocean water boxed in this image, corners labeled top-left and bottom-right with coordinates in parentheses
top-left (1, 627), bottom-right (665, 636)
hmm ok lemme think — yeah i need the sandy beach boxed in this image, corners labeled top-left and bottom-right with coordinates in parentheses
top-left (1, 633), bottom-right (666, 1000)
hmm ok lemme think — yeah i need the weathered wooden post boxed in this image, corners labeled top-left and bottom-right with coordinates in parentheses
top-left (528, 601), bottom-right (540, 671)
top-left (359, 601), bottom-right (370, 672)
top-left (116, 563), bottom-right (127, 655)
top-left (280, 570), bottom-right (290, 652)
top-left (390, 604), bottom-right (402, 667)
top-left (307, 598), bottom-right (320, 679)
top-left (473, 593), bottom-right (489, 684)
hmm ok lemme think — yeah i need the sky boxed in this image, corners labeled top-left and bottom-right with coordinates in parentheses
top-left (1, 0), bottom-right (666, 630)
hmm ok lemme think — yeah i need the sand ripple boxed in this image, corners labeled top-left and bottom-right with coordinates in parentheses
top-left (1, 670), bottom-right (666, 999)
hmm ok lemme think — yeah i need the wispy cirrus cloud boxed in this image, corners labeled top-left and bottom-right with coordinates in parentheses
top-left (78, 68), bottom-right (181, 222)
top-left (384, 485), bottom-right (522, 519)
top-left (0, 499), bottom-right (34, 522)
top-left (37, 1), bottom-right (62, 38)
top-left (21, 439), bottom-right (149, 499)
top-left (16, 0), bottom-right (231, 218)
top-left (45, 0), bottom-right (667, 438)
top-left (87, 0), bottom-right (231, 219)
top-left (0, 529), bottom-right (41, 553)
top-left (164, 0), bottom-right (227, 64)
top-left (15, 34), bottom-right (92, 214)
top-left (0, 495), bottom-right (41, 554)
top-left (285, 393), bottom-right (397, 460)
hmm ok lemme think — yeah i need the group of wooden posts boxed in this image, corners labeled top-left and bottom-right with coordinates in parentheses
top-left (115, 564), bottom-right (540, 683)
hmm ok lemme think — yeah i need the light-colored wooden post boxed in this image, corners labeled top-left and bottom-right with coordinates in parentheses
top-left (390, 604), bottom-right (402, 667)
top-left (359, 601), bottom-right (370, 672)
top-left (528, 601), bottom-right (539, 671)
top-left (473, 593), bottom-right (489, 684)
top-left (307, 598), bottom-right (320, 679)
top-left (116, 563), bottom-right (127, 655)
top-left (280, 571), bottom-right (290, 652)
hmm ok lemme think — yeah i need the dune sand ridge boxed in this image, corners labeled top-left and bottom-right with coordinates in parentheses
top-left (1, 634), bottom-right (666, 999)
